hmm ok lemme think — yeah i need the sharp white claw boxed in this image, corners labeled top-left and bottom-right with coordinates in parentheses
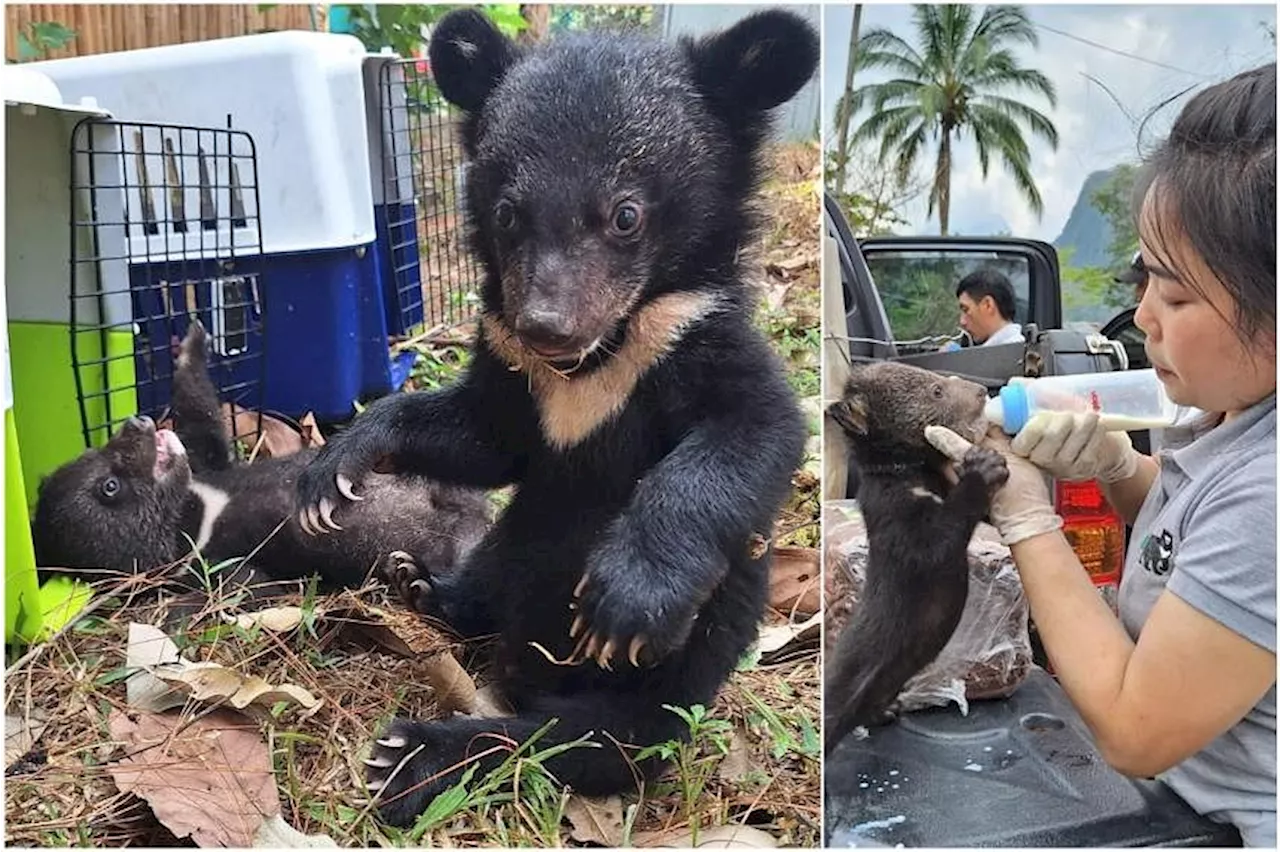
top-left (389, 550), bottom-right (412, 562)
top-left (337, 473), bottom-right (364, 502)
top-left (377, 735), bottom-right (408, 749)
top-left (365, 779), bottom-right (385, 793)
top-left (319, 497), bottom-right (343, 532)
top-left (364, 754), bottom-right (394, 768)
top-left (306, 505), bottom-right (326, 536)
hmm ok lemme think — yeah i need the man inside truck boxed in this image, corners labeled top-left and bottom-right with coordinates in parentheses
top-left (930, 63), bottom-right (1276, 846)
top-left (954, 267), bottom-right (1027, 347)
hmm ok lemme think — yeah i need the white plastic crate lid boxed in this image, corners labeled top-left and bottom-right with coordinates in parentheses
top-left (4, 68), bottom-right (133, 328)
top-left (30, 31), bottom-right (379, 255)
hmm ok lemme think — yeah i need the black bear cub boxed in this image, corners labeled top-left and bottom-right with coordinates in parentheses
top-left (32, 321), bottom-right (490, 594)
top-left (295, 8), bottom-right (817, 825)
top-left (823, 361), bottom-right (1008, 754)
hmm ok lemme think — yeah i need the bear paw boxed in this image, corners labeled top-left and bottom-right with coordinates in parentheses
top-left (362, 719), bottom-right (450, 828)
top-left (380, 550), bottom-right (436, 616)
top-left (569, 566), bottom-right (696, 670)
top-left (958, 445), bottom-right (1009, 496)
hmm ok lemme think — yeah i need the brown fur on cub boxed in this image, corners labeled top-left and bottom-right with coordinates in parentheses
top-left (824, 361), bottom-right (1008, 754)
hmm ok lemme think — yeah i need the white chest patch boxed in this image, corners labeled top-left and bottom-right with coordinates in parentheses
top-left (909, 485), bottom-right (944, 504)
top-left (187, 481), bottom-right (231, 551)
top-left (482, 292), bottom-right (724, 451)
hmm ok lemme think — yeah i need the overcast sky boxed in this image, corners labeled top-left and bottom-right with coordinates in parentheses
top-left (822, 3), bottom-right (1277, 240)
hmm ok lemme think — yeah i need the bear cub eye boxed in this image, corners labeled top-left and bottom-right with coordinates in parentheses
top-left (609, 200), bottom-right (644, 237)
top-left (494, 199), bottom-right (517, 231)
top-left (932, 384), bottom-right (945, 399)
top-left (100, 476), bottom-right (121, 499)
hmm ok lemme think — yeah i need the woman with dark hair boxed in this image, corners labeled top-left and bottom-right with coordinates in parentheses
top-left (929, 63), bottom-right (1276, 846)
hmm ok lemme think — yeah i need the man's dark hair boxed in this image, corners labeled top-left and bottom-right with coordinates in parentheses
top-left (955, 268), bottom-right (1017, 321)
top-left (1134, 62), bottom-right (1275, 348)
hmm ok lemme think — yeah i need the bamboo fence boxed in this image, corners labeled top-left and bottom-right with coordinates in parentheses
top-left (6, 4), bottom-right (327, 60)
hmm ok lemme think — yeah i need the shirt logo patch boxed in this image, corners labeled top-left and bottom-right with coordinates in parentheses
top-left (1139, 529), bottom-right (1176, 577)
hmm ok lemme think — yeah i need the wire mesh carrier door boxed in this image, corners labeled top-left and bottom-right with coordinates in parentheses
top-left (378, 58), bottom-right (483, 334)
top-left (68, 117), bottom-right (266, 453)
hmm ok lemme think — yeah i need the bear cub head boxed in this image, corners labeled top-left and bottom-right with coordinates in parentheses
top-left (429, 8), bottom-right (818, 368)
top-left (827, 361), bottom-right (990, 470)
top-left (33, 416), bottom-right (192, 574)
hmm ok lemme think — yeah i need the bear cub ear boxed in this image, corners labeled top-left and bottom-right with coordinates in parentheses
top-left (687, 9), bottom-right (819, 123)
top-left (428, 8), bottom-right (520, 113)
top-left (827, 397), bottom-right (869, 438)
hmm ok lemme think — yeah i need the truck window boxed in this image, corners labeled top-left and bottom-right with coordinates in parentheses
top-left (864, 250), bottom-right (1032, 343)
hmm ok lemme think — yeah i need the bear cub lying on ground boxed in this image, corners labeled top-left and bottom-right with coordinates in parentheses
top-left (294, 7), bottom-right (818, 826)
top-left (33, 321), bottom-right (490, 595)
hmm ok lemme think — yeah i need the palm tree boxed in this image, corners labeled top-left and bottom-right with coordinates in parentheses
top-left (847, 5), bottom-right (1058, 235)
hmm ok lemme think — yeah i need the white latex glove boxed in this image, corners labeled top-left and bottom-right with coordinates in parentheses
top-left (927, 425), bottom-right (1064, 547)
top-left (1010, 411), bottom-right (1141, 484)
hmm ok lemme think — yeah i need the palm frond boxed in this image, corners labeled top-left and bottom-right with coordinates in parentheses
top-left (972, 93), bottom-right (1059, 147)
top-left (914, 5), bottom-right (951, 73)
top-left (892, 120), bottom-right (929, 189)
top-left (969, 103), bottom-right (1044, 215)
top-left (941, 4), bottom-right (977, 70)
top-left (855, 27), bottom-right (929, 77)
top-left (850, 104), bottom-right (922, 149)
top-left (855, 78), bottom-right (930, 115)
top-left (971, 5), bottom-right (1039, 49)
top-left (969, 116), bottom-right (994, 178)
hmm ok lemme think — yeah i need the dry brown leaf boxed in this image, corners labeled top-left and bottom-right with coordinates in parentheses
top-left (228, 605), bottom-right (305, 633)
top-left (757, 610), bottom-right (823, 658)
top-left (126, 623), bottom-right (186, 712)
top-left (768, 546), bottom-right (820, 615)
top-left (328, 597), bottom-right (449, 658)
top-left (159, 663), bottom-right (321, 715)
top-left (765, 254), bottom-right (813, 280)
top-left (107, 708), bottom-right (279, 848)
top-left (221, 403), bottom-right (304, 459)
top-left (762, 280), bottom-right (793, 313)
top-left (717, 728), bottom-right (753, 784)
top-left (635, 824), bottom-right (780, 848)
top-left (297, 412), bottom-right (326, 448)
top-left (563, 794), bottom-right (625, 846)
top-left (421, 651), bottom-right (478, 716)
top-left (252, 813), bottom-right (337, 847)
top-left (5, 710), bottom-right (48, 768)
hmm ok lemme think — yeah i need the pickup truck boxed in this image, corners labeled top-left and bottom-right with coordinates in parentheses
top-left (821, 191), bottom-right (1241, 847)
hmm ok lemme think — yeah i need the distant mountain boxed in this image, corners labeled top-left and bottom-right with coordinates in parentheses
top-left (1053, 168), bottom-right (1116, 268)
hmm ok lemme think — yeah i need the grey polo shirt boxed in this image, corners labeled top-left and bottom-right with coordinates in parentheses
top-left (1119, 393), bottom-right (1277, 847)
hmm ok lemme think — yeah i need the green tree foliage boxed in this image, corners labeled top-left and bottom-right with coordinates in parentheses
top-left (1059, 246), bottom-right (1128, 323)
top-left (847, 4), bottom-right (1059, 235)
top-left (345, 5), bottom-right (527, 57)
top-left (11, 21), bottom-right (77, 62)
top-left (551, 5), bottom-right (653, 32)
top-left (1090, 163), bottom-right (1139, 268)
top-left (1087, 163), bottom-right (1142, 309)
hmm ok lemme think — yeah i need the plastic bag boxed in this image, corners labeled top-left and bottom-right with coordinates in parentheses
top-left (823, 501), bottom-right (1033, 715)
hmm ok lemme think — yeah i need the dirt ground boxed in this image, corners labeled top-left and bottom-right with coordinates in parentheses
top-left (4, 141), bottom-right (822, 848)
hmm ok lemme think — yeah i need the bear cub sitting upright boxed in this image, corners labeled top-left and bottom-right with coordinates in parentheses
top-left (295, 8), bottom-right (818, 826)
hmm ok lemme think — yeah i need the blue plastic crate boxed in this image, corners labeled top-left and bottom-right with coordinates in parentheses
top-left (129, 241), bottom-right (415, 423)
top-left (373, 200), bottom-right (425, 337)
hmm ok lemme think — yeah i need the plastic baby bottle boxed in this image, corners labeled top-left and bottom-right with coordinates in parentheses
top-left (984, 369), bottom-right (1179, 434)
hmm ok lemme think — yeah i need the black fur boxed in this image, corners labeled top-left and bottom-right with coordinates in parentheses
top-left (32, 322), bottom-right (490, 594)
top-left (823, 362), bottom-right (1008, 754)
top-left (296, 10), bottom-right (816, 826)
